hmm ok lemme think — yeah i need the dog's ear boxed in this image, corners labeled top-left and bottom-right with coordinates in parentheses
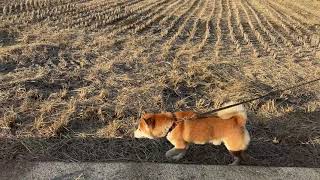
top-left (144, 117), bottom-right (155, 129)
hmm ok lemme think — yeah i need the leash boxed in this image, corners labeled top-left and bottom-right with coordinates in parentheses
top-left (196, 77), bottom-right (320, 118)
top-left (166, 77), bottom-right (320, 129)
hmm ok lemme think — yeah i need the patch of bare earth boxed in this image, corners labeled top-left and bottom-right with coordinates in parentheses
top-left (0, 0), bottom-right (320, 167)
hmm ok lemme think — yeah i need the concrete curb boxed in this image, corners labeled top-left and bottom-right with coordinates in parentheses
top-left (1, 161), bottom-right (320, 180)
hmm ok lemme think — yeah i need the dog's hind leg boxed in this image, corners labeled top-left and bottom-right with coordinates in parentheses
top-left (228, 150), bottom-right (247, 165)
top-left (224, 129), bottom-right (250, 165)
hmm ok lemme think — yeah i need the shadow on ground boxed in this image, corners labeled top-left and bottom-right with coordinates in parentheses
top-left (0, 111), bottom-right (319, 168)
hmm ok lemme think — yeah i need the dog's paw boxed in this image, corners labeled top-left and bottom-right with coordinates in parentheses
top-left (228, 158), bottom-right (240, 166)
top-left (171, 151), bottom-right (186, 161)
top-left (165, 148), bottom-right (177, 158)
top-left (165, 148), bottom-right (186, 160)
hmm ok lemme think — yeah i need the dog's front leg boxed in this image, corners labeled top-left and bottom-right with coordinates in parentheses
top-left (166, 136), bottom-right (188, 160)
top-left (165, 147), bottom-right (187, 160)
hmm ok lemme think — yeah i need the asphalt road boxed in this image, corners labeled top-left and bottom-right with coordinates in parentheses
top-left (1, 161), bottom-right (320, 180)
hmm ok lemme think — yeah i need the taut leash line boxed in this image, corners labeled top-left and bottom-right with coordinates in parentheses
top-left (197, 77), bottom-right (320, 118)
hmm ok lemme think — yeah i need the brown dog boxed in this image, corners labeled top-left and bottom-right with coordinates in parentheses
top-left (134, 102), bottom-right (250, 165)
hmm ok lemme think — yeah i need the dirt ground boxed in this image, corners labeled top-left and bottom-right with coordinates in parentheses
top-left (1, 0), bottom-right (320, 167)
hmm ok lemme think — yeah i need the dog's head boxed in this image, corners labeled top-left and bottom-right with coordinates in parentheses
top-left (134, 113), bottom-right (172, 139)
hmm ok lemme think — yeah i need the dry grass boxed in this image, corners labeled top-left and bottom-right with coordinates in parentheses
top-left (0, 0), bottom-right (320, 167)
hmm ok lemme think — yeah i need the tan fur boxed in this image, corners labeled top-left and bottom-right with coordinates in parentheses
top-left (217, 102), bottom-right (247, 126)
top-left (134, 104), bottom-right (250, 164)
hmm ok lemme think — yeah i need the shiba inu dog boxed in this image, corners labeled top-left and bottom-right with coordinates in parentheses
top-left (134, 102), bottom-right (250, 165)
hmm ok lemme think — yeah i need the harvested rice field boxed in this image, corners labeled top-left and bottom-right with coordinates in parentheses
top-left (0, 0), bottom-right (320, 167)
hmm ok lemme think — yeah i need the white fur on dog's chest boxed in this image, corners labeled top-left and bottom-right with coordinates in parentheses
top-left (166, 131), bottom-right (174, 141)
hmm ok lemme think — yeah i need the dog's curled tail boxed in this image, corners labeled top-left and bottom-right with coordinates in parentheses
top-left (217, 101), bottom-right (247, 126)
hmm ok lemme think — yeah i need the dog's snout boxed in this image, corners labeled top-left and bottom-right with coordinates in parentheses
top-left (134, 130), bottom-right (141, 138)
